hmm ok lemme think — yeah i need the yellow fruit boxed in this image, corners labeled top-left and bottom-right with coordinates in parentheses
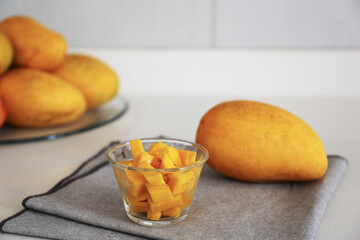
top-left (0, 68), bottom-right (86, 127)
top-left (52, 54), bottom-right (119, 110)
top-left (0, 16), bottom-right (67, 70)
top-left (196, 100), bottom-right (328, 182)
top-left (0, 31), bottom-right (13, 74)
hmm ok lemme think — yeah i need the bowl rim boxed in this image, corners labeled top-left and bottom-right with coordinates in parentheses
top-left (106, 137), bottom-right (209, 172)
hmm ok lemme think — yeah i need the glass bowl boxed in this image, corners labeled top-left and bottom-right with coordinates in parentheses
top-left (107, 138), bottom-right (209, 226)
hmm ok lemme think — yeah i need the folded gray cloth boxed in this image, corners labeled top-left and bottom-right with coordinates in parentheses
top-left (1, 141), bottom-right (348, 240)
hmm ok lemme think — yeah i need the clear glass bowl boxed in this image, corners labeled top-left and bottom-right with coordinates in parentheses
top-left (107, 138), bottom-right (209, 226)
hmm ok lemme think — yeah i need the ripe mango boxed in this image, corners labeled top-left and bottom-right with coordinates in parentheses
top-left (0, 96), bottom-right (7, 127)
top-left (0, 31), bottom-right (13, 74)
top-left (0, 16), bottom-right (67, 70)
top-left (52, 54), bottom-right (119, 110)
top-left (0, 68), bottom-right (86, 127)
top-left (196, 100), bottom-right (328, 182)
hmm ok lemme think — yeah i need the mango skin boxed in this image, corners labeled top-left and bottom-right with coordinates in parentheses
top-left (0, 97), bottom-right (7, 127)
top-left (196, 100), bottom-right (328, 182)
top-left (52, 54), bottom-right (119, 110)
top-left (0, 31), bottom-right (13, 74)
top-left (0, 68), bottom-right (86, 127)
top-left (0, 16), bottom-right (67, 70)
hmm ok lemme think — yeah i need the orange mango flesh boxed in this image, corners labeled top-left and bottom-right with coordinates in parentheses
top-left (168, 171), bottom-right (195, 195)
top-left (165, 146), bottom-right (183, 167)
top-left (129, 201), bottom-right (148, 213)
top-left (130, 139), bottom-right (145, 166)
top-left (150, 157), bottom-right (162, 169)
top-left (162, 207), bottom-right (181, 218)
top-left (148, 141), bottom-right (167, 155)
top-left (179, 149), bottom-right (197, 166)
top-left (116, 140), bottom-right (199, 220)
top-left (147, 208), bottom-right (162, 221)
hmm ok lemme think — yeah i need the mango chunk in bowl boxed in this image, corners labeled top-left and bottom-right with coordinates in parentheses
top-left (107, 138), bottom-right (209, 226)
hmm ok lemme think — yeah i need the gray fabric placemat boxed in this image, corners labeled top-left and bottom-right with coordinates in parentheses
top-left (1, 142), bottom-right (348, 240)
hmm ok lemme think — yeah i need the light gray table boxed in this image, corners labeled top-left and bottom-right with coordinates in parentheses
top-left (1, 48), bottom-right (360, 239)
top-left (0, 94), bottom-right (359, 239)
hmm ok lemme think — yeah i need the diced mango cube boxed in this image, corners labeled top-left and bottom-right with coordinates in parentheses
top-left (129, 201), bottom-right (148, 213)
top-left (147, 208), bottom-right (162, 220)
top-left (162, 207), bottom-right (181, 218)
top-left (147, 184), bottom-right (174, 203)
top-left (154, 146), bottom-right (182, 168)
top-left (153, 147), bottom-right (181, 167)
top-left (114, 167), bottom-right (126, 180)
top-left (166, 146), bottom-right (182, 167)
top-left (137, 161), bottom-right (154, 169)
top-left (130, 139), bottom-right (146, 166)
top-left (126, 169), bottom-right (146, 183)
top-left (173, 194), bottom-right (184, 205)
top-left (143, 172), bottom-right (166, 186)
top-left (118, 160), bottom-right (134, 166)
top-left (163, 173), bottom-right (170, 184)
top-left (182, 190), bottom-right (194, 208)
top-left (126, 182), bottom-right (146, 197)
top-left (134, 152), bottom-right (154, 166)
top-left (126, 191), bottom-right (149, 204)
top-left (125, 170), bottom-right (146, 197)
top-left (149, 194), bottom-right (183, 212)
top-left (148, 141), bottom-right (167, 155)
top-left (168, 170), bottom-right (195, 195)
top-left (137, 161), bottom-right (166, 186)
top-left (150, 157), bottom-right (161, 168)
top-left (160, 152), bottom-right (176, 169)
top-left (178, 149), bottom-right (197, 166)
top-left (130, 139), bottom-right (145, 158)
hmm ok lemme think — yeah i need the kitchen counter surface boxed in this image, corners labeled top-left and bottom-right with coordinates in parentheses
top-left (0, 49), bottom-right (359, 239)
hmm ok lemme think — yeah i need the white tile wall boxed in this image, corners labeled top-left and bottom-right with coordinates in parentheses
top-left (0, 0), bottom-right (212, 47)
top-left (215, 0), bottom-right (360, 48)
top-left (0, 0), bottom-right (360, 47)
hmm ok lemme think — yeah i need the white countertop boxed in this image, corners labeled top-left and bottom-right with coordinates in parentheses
top-left (1, 49), bottom-right (359, 239)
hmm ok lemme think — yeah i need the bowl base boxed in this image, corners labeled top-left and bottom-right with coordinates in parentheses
top-left (127, 213), bottom-right (188, 227)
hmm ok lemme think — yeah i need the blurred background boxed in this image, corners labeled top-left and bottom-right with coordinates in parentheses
top-left (1, 0), bottom-right (360, 48)
top-left (1, 0), bottom-right (360, 97)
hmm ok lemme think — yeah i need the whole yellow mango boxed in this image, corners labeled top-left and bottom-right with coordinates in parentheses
top-left (0, 68), bottom-right (86, 127)
top-left (52, 54), bottom-right (119, 110)
top-left (0, 16), bottom-right (67, 70)
top-left (196, 100), bottom-right (328, 182)
top-left (0, 31), bottom-right (13, 74)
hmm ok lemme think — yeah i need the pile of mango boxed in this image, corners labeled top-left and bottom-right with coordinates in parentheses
top-left (0, 15), bottom-right (119, 128)
top-left (115, 140), bottom-right (202, 220)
